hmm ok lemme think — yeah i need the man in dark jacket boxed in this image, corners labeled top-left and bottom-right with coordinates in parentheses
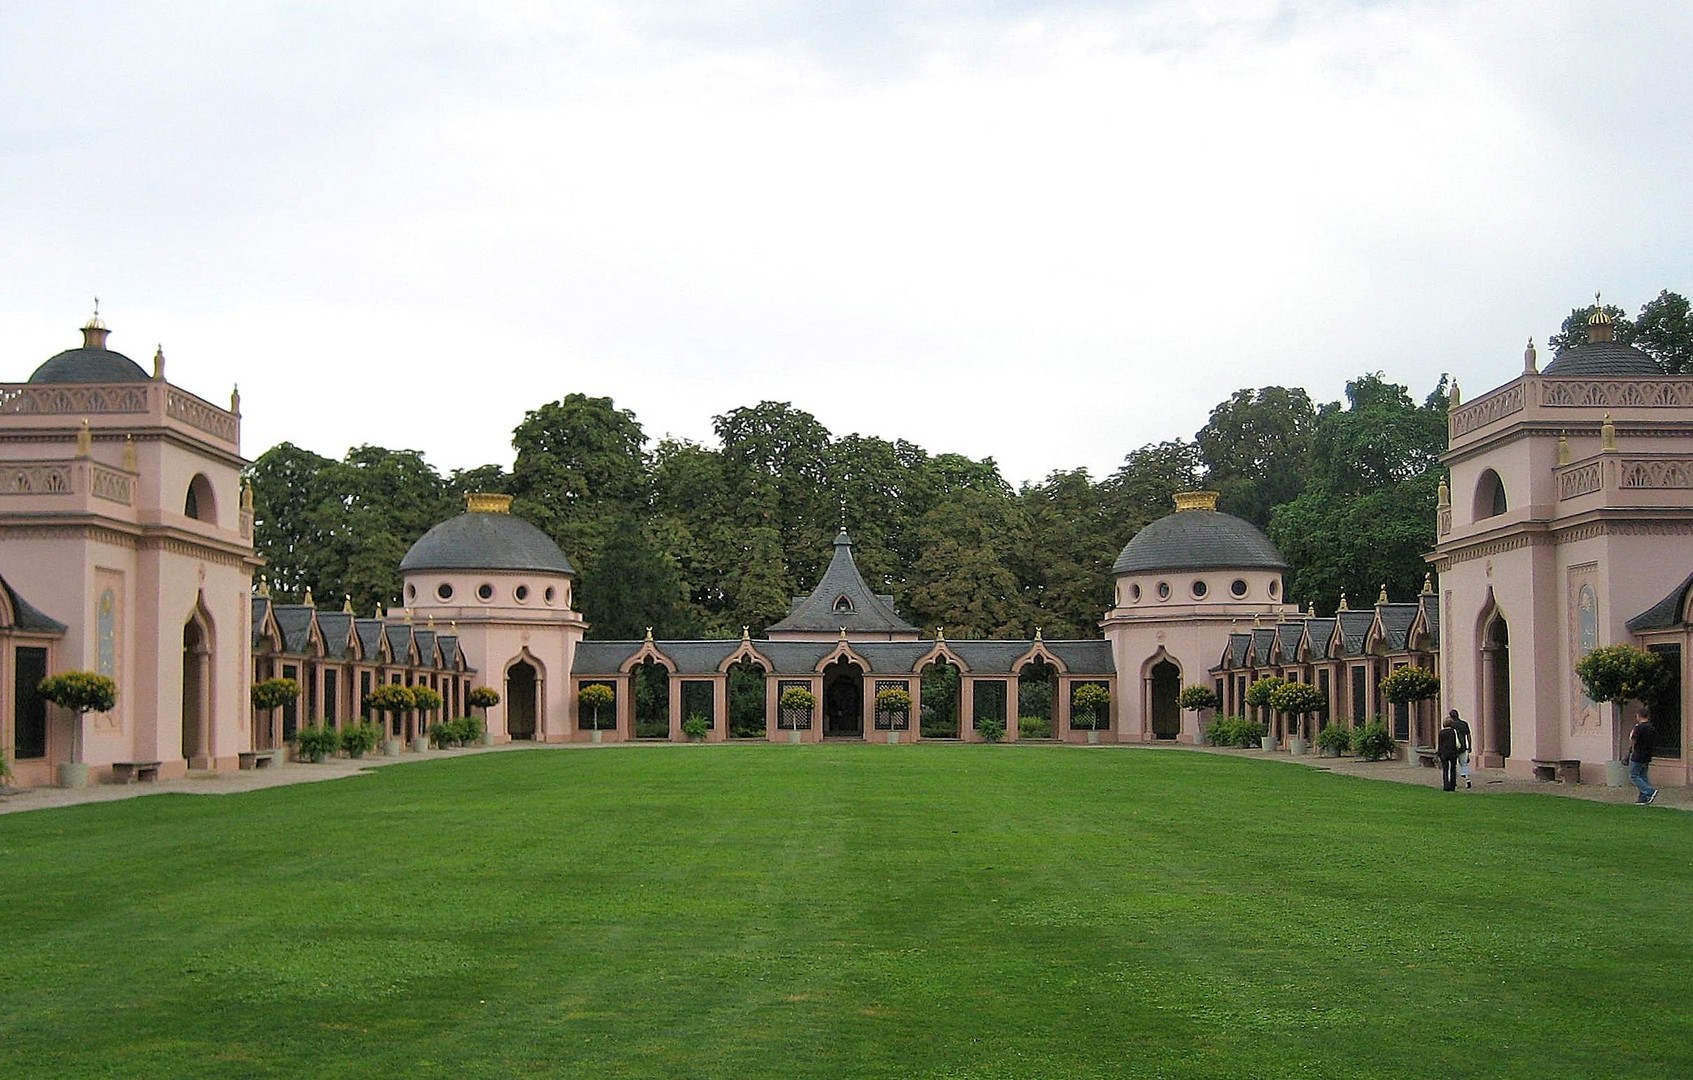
top-left (1449, 709), bottom-right (1473, 789)
top-left (1628, 709), bottom-right (1659, 805)
top-left (1436, 717), bottom-right (1461, 792)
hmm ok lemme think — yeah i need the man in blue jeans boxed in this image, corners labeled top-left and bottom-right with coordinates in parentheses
top-left (1627, 708), bottom-right (1658, 805)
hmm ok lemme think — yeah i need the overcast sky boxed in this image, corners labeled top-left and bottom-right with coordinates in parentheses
top-left (4, 1), bottom-right (1690, 486)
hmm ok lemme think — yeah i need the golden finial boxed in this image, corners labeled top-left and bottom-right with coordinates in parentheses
top-left (1173, 491), bottom-right (1220, 512)
top-left (741, 624), bottom-right (750, 642)
top-left (1338, 592), bottom-right (1349, 611)
top-left (1587, 292), bottom-right (1609, 324)
top-left (86, 296), bottom-right (105, 330)
top-left (342, 594), bottom-right (353, 614)
top-left (153, 345), bottom-right (166, 381)
top-left (230, 384), bottom-right (240, 414)
top-left (936, 626), bottom-right (945, 642)
top-left (1449, 381), bottom-right (1461, 409)
top-left (1523, 337), bottom-right (1538, 374)
top-left (644, 626), bottom-right (654, 643)
top-left (241, 480), bottom-right (254, 510)
top-left (1602, 412), bottom-right (1617, 450)
top-left (374, 602), bottom-right (383, 619)
top-left (427, 615), bottom-right (436, 631)
top-left (1034, 627), bottom-right (1043, 641)
top-left (123, 434), bottom-right (137, 471)
top-left (1421, 573), bottom-right (1433, 594)
top-left (303, 587), bottom-right (314, 608)
top-left (839, 627), bottom-right (848, 640)
top-left (257, 575), bottom-right (271, 598)
top-left (1557, 433), bottom-right (1571, 465)
top-left (74, 418), bottom-right (91, 458)
top-left (1252, 613), bottom-right (1261, 628)
top-left (1377, 584), bottom-right (1389, 605)
top-left (1437, 478), bottom-right (1450, 507)
top-left (404, 607), bottom-right (414, 625)
top-left (450, 620), bottom-right (457, 633)
top-left (1588, 294), bottom-right (1616, 343)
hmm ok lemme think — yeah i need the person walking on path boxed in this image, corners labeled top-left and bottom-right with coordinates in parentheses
top-left (1437, 716), bottom-right (1461, 792)
top-left (1627, 708), bottom-right (1659, 805)
top-left (1449, 709), bottom-right (1473, 789)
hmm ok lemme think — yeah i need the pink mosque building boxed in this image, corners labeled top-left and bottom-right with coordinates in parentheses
top-left (3, 304), bottom-right (1691, 791)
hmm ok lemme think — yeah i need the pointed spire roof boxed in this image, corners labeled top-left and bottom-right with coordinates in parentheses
top-left (765, 529), bottom-right (918, 636)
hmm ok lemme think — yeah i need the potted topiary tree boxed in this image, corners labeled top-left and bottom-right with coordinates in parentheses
top-left (1070, 683), bottom-right (1111, 744)
top-left (875, 687), bottom-right (912, 744)
top-left (250, 677), bottom-right (300, 753)
top-left (37, 671), bottom-right (117, 789)
top-left (1575, 644), bottom-right (1671, 787)
top-left (410, 686), bottom-right (444, 751)
top-left (1243, 676), bottom-right (1285, 752)
top-left (468, 685), bottom-right (501, 745)
top-left (579, 683), bottom-right (615, 743)
top-left (364, 683), bottom-right (418, 753)
top-left (1380, 666), bottom-right (1440, 759)
top-left (1270, 680), bottom-right (1326, 756)
top-left (778, 685), bottom-right (815, 744)
top-left (1176, 684), bottom-right (1218, 744)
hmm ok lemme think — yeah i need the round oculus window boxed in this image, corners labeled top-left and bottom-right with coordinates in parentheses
top-left (405, 584), bottom-right (416, 601)
top-left (1156, 581), bottom-right (1171, 600)
top-left (515, 584), bottom-right (529, 602)
top-left (1231, 579), bottom-right (1249, 598)
top-left (1269, 579), bottom-right (1279, 598)
top-left (544, 586), bottom-right (557, 604)
top-left (477, 583), bottom-right (493, 601)
top-left (1130, 583), bottom-right (1142, 601)
top-left (436, 583), bottom-right (453, 601)
top-left (1191, 580), bottom-right (1208, 599)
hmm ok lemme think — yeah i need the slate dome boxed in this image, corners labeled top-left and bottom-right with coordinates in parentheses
top-left (400, 494), bottom-right (575, 575)
top-left (28, 318), bottom-right (150, 384)
top-left (1541, 339), bottom-right (1661, 377)
top-left (1113, 492), bottom-right (1286, 575)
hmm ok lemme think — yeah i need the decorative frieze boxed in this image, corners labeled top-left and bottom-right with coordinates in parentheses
top-left (1541, 379), bottom-right (1693, 409)
top-left (3, 463), bottom-right (71, 494)
top-left (1619, 457), bottom-right (1693, 489)
top-left (0, 383), bottom-right (150, 415)
top-left (166, 390), bottom-right (238, 442)
top-left (1449, 385), bottom-right (1524, 437)
top-left (1558, 461), bottom-right (1603, 499)
top-left (90, 465), bottom-right (134, 505)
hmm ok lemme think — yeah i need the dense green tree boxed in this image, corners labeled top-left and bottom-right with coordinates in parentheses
top-left (1196, 387), bottom-right (1317, 529)
top-left (578, 515), bottom-right (699, 639)
top-left (906, 487), bottom-right (1036, 637)
top-left (246, 441), bottom-right (335, 601)
top-left (1270, 375), bottom-right (1446, 613)
top-left (1629, 290), bottom-right (1693, 373)
top-left (1018, 469), bottom-right (1117, 638)
top-left (509, 394), bottom-right (648, 570)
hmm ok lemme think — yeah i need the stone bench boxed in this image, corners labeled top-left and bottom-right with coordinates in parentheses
top-left (1532, 758), bottom-right (1581, 784)
top-left (238, 750), bottom-right (279, 770)
top-left (110, 760), bottom-right (161, 784)
top-left (1412, 746), bottom-right (1439, 768)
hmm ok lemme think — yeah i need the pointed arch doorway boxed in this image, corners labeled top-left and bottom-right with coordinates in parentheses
top-left (1481, 612), bottom-right (1511, 764)
top-left (182, 612), bottom-right (211, 767)
top-left (506, 658), bottom-right (539, 740)
top-left (1148, 658), bottom-right (1181, 740)
top-left (822, 659), bottom-right (864, 737)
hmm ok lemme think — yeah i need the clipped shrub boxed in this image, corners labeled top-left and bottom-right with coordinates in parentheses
top-left (976, 716), bottom-right (1006, 742)
top-left (1018, 716), bottom-right (1053, 739)
top-left (467, 686), bottom-right (501, 710)
top-left (1351, 720), bottom-right (1396, 762)
top-left (682, 714), bottom-right (711, 739)
top-left (1315, 722), bottom-right (1352, 756)
top-left (365, 683), bottom-right (416, 714)
top-left (1070, 683), bottom-right (1111, 730)
top-left (37, 671), bottom-right (117, 715)
top-left (1270, 680), bottom-right (1327, 741)
top-left (411, 686), bottom-right (445, 714)
top-left (1244, 676), bottom-right (1285, 712)
top-left (875, 687), bottom-right (912, 730)
top-left (579, 683), bottom-right (616, 730)
top-left (1176, 685), bottom-right (1219, 712)
top-left (778, 686), bottom-right (815, 730)
top-left (1380, 666), bottom-right (1440, 705)
top-left (1205, 715), bottom-right (1264, 748)
top-left (1575, 645), bottom-right (1669, 707)
top-left (428, 721), bottom-right (452, 749)
top-left (459, 714), bottom-right (485, 743)
top-left (250, 677), bottom-right (300, 712)
top-left (339, 720), bottom-right (380, 758)
top-left (293, 724), bottom-right (339, 761)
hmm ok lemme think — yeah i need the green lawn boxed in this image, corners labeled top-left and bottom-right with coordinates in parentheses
top-left (2, 745), bottom-right (1688, 1079)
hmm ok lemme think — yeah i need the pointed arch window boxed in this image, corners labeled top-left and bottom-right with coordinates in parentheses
top-left (832, 594), bottom-right (855, 614)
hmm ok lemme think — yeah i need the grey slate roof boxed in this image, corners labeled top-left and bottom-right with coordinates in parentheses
top-left (1250, 627), bottom-right (1278, 665)
top-left (385, 625), bottom-right (414, 661)
top-left (1275, 621), bottom-right (1306, 660)
top-left (273, 604), bottom-right (317, 654)
top-left (1112, 509), bottom-right (1286, 574)
top-left (1417, 594), bottom-right (1441, 648)
top-left (1305, 618), bottom-right (1336, 660)
top-left (1226, 633), bottom-right (1251, 668)
top-left (355, 618), bottom-right (387, 660)
top-left (1627, 570), bottom-right (1693, 631)
top-left (0, 573), bottom-right (67, 634)
top-left (28, 343), bottom-right (150, 384)
top-left (571, 637), bottom-right (1115, 677)
top-left (251, 595), bottom-right (271, 647)
top-left (765, 530), bottom-right (917, 635)
top-left (413, 629), bottom-right (437, 664)
top-left (1377, 604), bottom-right (1418, 652)
top-left (316, 611), bottom-right (354, 656)
top-left (1543, 340), bottom-right (1662, 377)
top-left (400, 510), bottom-right (575, 575)
top-left (436, 635), bottom-right (463, 668)
top-left (1336, 611), bottom-right (1375, 657)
